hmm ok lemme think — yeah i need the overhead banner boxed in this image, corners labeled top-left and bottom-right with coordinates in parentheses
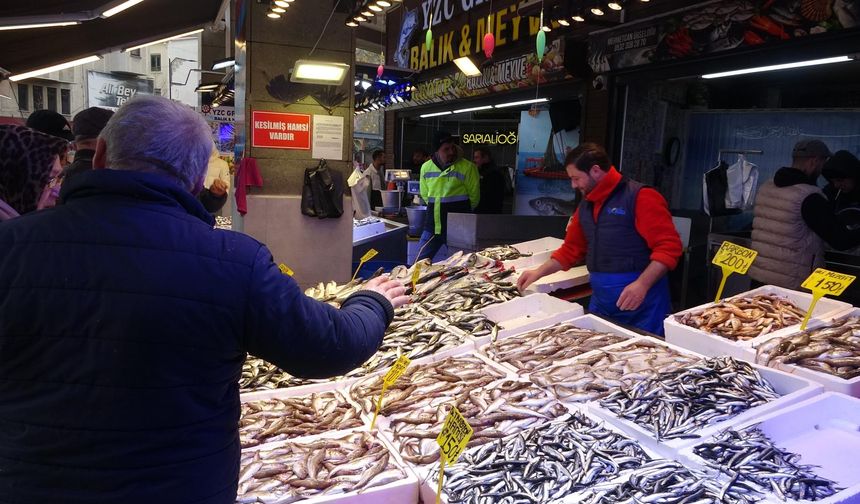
top-left (408, 38), bottom-right (571, 106)
top-left (589, 0), bottom-right (860, 73)
top-left (251, 111), bottom-right (311, 150)
top-left (390, 0), bottom-right (541, 72)
top-left (87, 71), bottom-right (154, 110)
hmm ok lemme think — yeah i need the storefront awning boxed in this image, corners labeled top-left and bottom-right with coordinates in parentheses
top-left (0, 0), bottom-right (224, 77)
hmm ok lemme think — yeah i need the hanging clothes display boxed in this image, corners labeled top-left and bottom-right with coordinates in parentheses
top-left (703, 156), bottom-right (760, 215)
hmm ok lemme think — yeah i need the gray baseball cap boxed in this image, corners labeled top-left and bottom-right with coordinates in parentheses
top-left (792, 139), bottom-right (832, 159)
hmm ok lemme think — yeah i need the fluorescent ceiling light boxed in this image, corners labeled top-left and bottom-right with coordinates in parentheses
top-left (123, 28), bottom-right (204, 52)
top-left (591, 7), bottom-right (605, 15)
top-left (377, 0), bottom-right (392, 6)
top-left (267, 12), bottom-right (281, 18)
top-left (572, 15), bottom-right (585, 22)
top-left (346, 20), bottom-right (359, 27)
top-left (419, 111), bottom-right (452, 118)
top-left (558, 18), bottom-right (570, 26)
top-left (702, 55), bottom-right (852, 79)
top-left (494, 97), bottom-right (549, 108)
top-left (212, 57), bottom-right (235, 70)
top-left (355, 15), bottom-right (368, 21)
top-left (453, 56), bottom-right (481, 77)
top-left (454, 105), bottom-right (493, 113)
top-left (272, 6), bottom-right (286, 13)
top-left (608, 2), bottom-right (623, 10)
top-left (0, 21), bottom-right (80, 31)
top-left (361, 10), bottom-right (375, 16)
top-left (274, 0), bottom-right (289, 6)
top-left (369, 5), bottom-right (383, 12)
top-left (101, 0), bottom-right (145, 17)
top-left (9, 55), bottom-right (101, 81)
top-left (291, 60), bottom-right (350, 84)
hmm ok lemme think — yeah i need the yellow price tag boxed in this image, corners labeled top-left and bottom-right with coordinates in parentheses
top-left (370, 355), bottom-right (411, 430)
top-left (278, 263), bottom-right (294, 276)
top-left (411, 263), bottom-right (422, 290)
top-left (361, 249), bottom-right (379, 263)
top-left (799, 268), bottom-right (857, 329)
top-left (352, 248), bottom-right (379, 282)
top-left (435, 406), bottom-right (473, 504)
top-left (711, 241), bottom-right (758, 302)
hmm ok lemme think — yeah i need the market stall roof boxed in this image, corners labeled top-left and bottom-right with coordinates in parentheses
top-left (0, 0), bottom-right (225, 77)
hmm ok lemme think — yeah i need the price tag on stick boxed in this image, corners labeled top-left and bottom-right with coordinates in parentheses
top-left (370, 355), bottom-right (410, 430)
top-left (799, 268), bottom-right (856, 330)
top-left (352, 248), bottom-right (378, 282)
top-left (712, 241), bottom-right (758, 302)
top-left (278, 263), bottom-right (294, 277)
top-left (435, 406), bottom-right (473, 504)
top-left (411, 262), bottom-right (422, 290)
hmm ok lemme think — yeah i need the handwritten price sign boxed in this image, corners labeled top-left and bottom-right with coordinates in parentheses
top-left (370, 355), bottom-right (411, 430)
top-left (435, 406), bottom-right (473, 503)
top-left (712, 241), bottom-right (758, 302)
top-left (799, 268), bottom-right (857, 329)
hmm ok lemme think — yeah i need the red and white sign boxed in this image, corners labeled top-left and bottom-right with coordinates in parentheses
top-left (251, 111), bottom-right (311, 149)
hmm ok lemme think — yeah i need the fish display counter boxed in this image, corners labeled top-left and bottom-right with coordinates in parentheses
top-left (665, 285), bottom-right (853, 361)
top-left (755, 310), bottom-right (860, 397)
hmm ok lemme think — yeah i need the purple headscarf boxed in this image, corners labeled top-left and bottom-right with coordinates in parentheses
top-left (0, 125), bottom-right (68, 215)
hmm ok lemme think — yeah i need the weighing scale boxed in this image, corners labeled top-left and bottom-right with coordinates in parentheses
top-left (376, 169), bottom-right (412, 215)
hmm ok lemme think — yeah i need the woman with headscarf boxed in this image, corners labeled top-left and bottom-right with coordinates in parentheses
top-left (0, 125), bottom-right (69, 221)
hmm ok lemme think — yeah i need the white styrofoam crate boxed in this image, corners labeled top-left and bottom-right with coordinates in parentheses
top-left (664, 285), bottom-right (853, 362)
top-left (479, 293), bottom-right (584, 339)
top-left (418, 409), bottom-right (660, 504)
top-left (352, 220), bottom-right (387, 241)
top-left (240, 427), bottom-right (420, 504)
top-left (751, 309), bottom-right (860, 398)
top-left (676, 392), bottom-right (860, 504)
top-left (588, 360), bottom-right (823, 459)
top-left (499, 237), bottom-right (565, 270)
top-left (522, 265), bottom-right (590, 294)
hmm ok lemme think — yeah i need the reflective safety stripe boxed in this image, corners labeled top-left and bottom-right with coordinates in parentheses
top-left (423, 171), bottom-right (465, 181)
top-left (426, 195), bottom-right (470, 203)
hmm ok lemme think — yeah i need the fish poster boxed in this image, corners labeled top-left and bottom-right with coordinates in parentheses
top-left (514, 109), bottom-right (580, 216)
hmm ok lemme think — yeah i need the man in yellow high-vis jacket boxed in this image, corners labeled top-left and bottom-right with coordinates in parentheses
top-left (416, 131), bottom-right (480, 262)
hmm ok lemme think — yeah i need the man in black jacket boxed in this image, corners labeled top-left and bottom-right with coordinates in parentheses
top-left (472, 147), bottom-right (505, 214)
top-left (0, 95), bottom-right (408, 504)
top-left (63, 107), bottom-right (114, 184)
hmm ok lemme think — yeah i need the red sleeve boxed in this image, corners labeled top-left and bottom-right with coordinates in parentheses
top-left (550, 208), bottom-right (588, 270)
top-left (634, 188), bottom-right (682, 270)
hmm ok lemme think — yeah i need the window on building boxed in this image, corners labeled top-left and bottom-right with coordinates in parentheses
top-left (130, 48), bottom-right (141, 58)
top-left (47, 87), bottom-right (58, 112)
top-left (17, 84), bottom-right (28, 111)
top-left (150, 53), bottom-right (162, 72)
top-left (61, 89), bottom-right (71, 115)
top-left (32, 85), bottom-right (44, 110)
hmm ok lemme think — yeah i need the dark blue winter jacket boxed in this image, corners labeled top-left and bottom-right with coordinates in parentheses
top-left (0, 169), bottom-right (394, 504)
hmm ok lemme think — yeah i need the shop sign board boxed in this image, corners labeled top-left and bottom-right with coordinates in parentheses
top-left (390, 0), bottom-right (543, 72)
top-left (589, 0), bottom-right (860, 73)
top-left (201, 105), bottom-right (235, 122)
top-left (251, 111), bottom-right (311, 150)
top-left (87, 71), bottom-right (154, 110)
top-left (462, 131), bottom-right (518, 145)
top-left (408, 38), bottom-right (570, 106)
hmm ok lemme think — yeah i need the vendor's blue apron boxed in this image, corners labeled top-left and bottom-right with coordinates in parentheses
top-left (580, 177), bottom-right (670, 336)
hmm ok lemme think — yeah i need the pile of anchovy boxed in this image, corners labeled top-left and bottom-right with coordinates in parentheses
top-left (675, 294), bottom-right (807, 341)
top-left (694, 426), bottom-right (841, 501)
top-left (530, 340), bottom-right (697, 403)
top-left (236, 431), bottom-right (405, 502)
top-left (483, 323), bottom-right (630, 373)
top-left (581, 460), bottom-right (760, 504)
top-left (756, 315), bottom-right (860, 380)
top-left (478, 244), bottom-right (533, 261)
top-left (239, 392), bottom-right (362, 448)
top-left (348, 355), bottom-right (507, 417)
top-left (240, 357), bottom-right (324, 391)
top-left (435, 413), bottom-right (651, 503)
top-left (390, 379), bottom-right (568, 465)
top-left (599, 357), bottom-right (780, 440)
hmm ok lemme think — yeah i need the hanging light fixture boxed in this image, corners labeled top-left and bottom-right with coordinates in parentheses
top-left (346, 19), bottom-right (359, 27)
top-left (274, 0), bottom-right (289, 6)
top-left (608, 2), bottom-right (623, 10)
top-left (361, 9), bottom-right (374, 16)
top-left (377, 0), bottom-right (392, 6)
top-left (557, 18), bottom-right (570, 26)
top-left (368, 4), bottom-right (383, 11)
top-left (355, 14), bottom-right (367, 21)
top-left (272, 6), bottom-right (285, 13)
top-left (572, 14), bottom-right (585, 22)
top-left (266, 11), bottom-right (281, 18)
top-left (591, 6), bottom-right (605, 15)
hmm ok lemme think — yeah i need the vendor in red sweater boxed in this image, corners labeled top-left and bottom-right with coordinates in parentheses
top-left (517, 143), bottom-right (682, 335)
